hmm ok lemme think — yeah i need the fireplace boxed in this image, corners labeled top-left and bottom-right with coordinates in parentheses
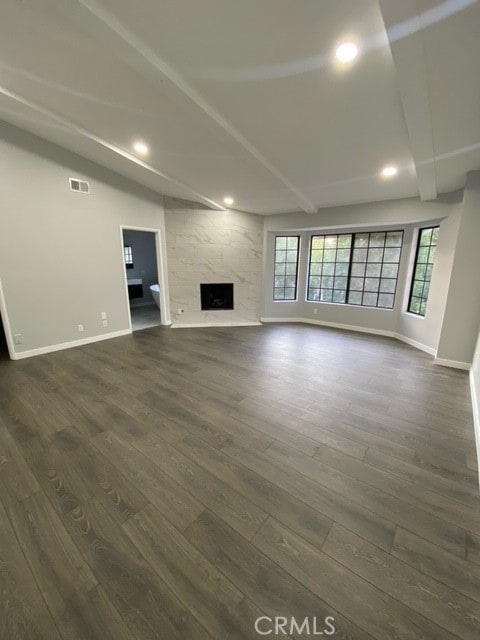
top-left (200, 283), bottom-right (234, 310)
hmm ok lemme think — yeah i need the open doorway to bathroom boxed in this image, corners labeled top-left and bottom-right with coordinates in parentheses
top-left (0, 310), bottom-right (10, 361)
top-left (121, 228), bottom-right (162, 331)
top-left (0, 280), bottom-right (13, 361)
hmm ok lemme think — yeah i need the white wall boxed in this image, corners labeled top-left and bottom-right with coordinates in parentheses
top-left (437, 172), bottom-right (480, 365)
top-left (262, 194), bottom-right (462, 352)
top-left (122, 229), bottom-right (158, 306)
top-left (0, 122), bottom-right (169, 357)
top-left (165, 198), bottom-right (262, 326)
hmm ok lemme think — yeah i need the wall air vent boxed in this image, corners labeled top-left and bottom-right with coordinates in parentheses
top-left (69, 177), bottom-right (90, 194)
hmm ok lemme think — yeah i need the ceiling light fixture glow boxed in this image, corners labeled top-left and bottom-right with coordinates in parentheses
top-left (223, 196), bottom-right (234, 206)
top-left (381, 166), bottom-right (398, 178)
top-left (133, 141), bottom-right (149, 155)
top-left (335, 42), bottom-right (359, 63)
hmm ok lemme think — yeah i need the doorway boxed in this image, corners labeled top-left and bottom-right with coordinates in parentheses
top-left (0, 311), bottom-right (9, 361)
top-left (120, 226), bottom-right (168, 332)
top-left (0, 279), bottom-right (14, 361)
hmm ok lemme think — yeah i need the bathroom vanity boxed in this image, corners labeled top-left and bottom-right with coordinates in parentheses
top-left (127, 278), bottom-right (143, 300)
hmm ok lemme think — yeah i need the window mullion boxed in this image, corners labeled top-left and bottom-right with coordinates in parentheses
top-left (346, 233), bottom-right (355, 303)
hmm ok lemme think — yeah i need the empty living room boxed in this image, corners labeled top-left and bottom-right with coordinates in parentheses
top-left (1, 1), bottom-right (480, 639)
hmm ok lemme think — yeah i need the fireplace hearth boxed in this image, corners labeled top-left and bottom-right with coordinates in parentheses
top-left (200, 283), bottom-right (234, 310)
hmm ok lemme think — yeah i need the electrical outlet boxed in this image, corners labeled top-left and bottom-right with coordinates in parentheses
top-left (101, 311), bottom-right (107, 320)
top-left (102, 319), bottom-right (108, 327)
top-left (313, 308), bottom-right (318, 315)
top-left (13, 333), bottom-right (23, 345)
top-left (77, 324), bottom-right (84, 333)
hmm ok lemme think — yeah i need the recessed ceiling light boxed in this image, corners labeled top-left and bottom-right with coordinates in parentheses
top-left (223, 196), bottom-right (234, 206)
top-left (381, 166), bottom-right (398, 178)
top-left (335, 42), bottom-right (359, 63)
top-left (133, 141), bottom-right (149, 155)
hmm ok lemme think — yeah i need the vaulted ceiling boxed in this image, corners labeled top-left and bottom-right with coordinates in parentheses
top-left (1, 0), bottom-right (479, 214)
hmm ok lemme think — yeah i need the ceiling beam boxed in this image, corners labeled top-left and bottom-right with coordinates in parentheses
top-left (74, 0), bottom-right (317, 214)
top-left (0, 84), bottom-right (225, 210)
top-left (379, 0), bottom-right (437, 201)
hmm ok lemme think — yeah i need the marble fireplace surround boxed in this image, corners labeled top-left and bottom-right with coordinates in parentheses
top-left (164, 198), bottom-right (263, 328)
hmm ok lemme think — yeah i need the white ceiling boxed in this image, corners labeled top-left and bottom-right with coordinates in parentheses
top-left (0, 0), bottom-right (478, 214)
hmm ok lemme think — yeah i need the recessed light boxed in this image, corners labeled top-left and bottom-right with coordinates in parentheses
top-left (381, 166), bottom-right (398, 178)
top-left (335, 42), bottom-right (359, 63)
top-left (133, 141), bottom-right (149, 155)
top-left (223, 196), bottom-right (234, 206)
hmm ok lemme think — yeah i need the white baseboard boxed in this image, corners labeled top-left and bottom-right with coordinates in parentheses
top-left (260, 316), bottom-right (396, 338)
top-left (433, 358), bottom-right (471, 371)
top-left (171, 321), bottom-right (262, 329)
top-left (395, 334), bottom-right (437, 356)
top-left (12, 329), bottom-right (131, 360)
top-left (469, 369), bottom-right (480, 489)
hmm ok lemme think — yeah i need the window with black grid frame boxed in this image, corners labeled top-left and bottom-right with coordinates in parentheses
top-left (307, 234), bottom-right (352, 303)
top-left (306, 230), bottom-right (403, 308)
top-left (408, 226), bottom-right (439, 316)
top-left (347, 231), bottom-right (403, 308)
top-left (273, 236), bottom-right (300, 300)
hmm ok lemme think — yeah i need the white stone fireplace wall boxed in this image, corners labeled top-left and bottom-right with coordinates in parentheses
top-left (164, 198), bottom-right (263, 326)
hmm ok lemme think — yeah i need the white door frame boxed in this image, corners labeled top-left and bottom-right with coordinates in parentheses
top-left (119, 225), bottom-right (171, 329)
top-left (0, 277), bottom-right (16, 359)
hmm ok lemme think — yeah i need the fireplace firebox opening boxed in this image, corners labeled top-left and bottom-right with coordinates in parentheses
top-left (200, 283), bottom-right (234, 311)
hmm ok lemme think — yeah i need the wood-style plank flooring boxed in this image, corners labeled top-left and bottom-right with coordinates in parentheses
top-left (0, 323), bottom-right (479, 639)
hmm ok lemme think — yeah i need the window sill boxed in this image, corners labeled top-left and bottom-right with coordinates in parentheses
top-left (305, 300), bottom-right (395, 312)
top-left (403, 311), bottom-right (426, 320)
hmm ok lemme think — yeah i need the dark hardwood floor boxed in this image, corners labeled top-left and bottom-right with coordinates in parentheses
top-left (0, 323), bottom-right (479, 639)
